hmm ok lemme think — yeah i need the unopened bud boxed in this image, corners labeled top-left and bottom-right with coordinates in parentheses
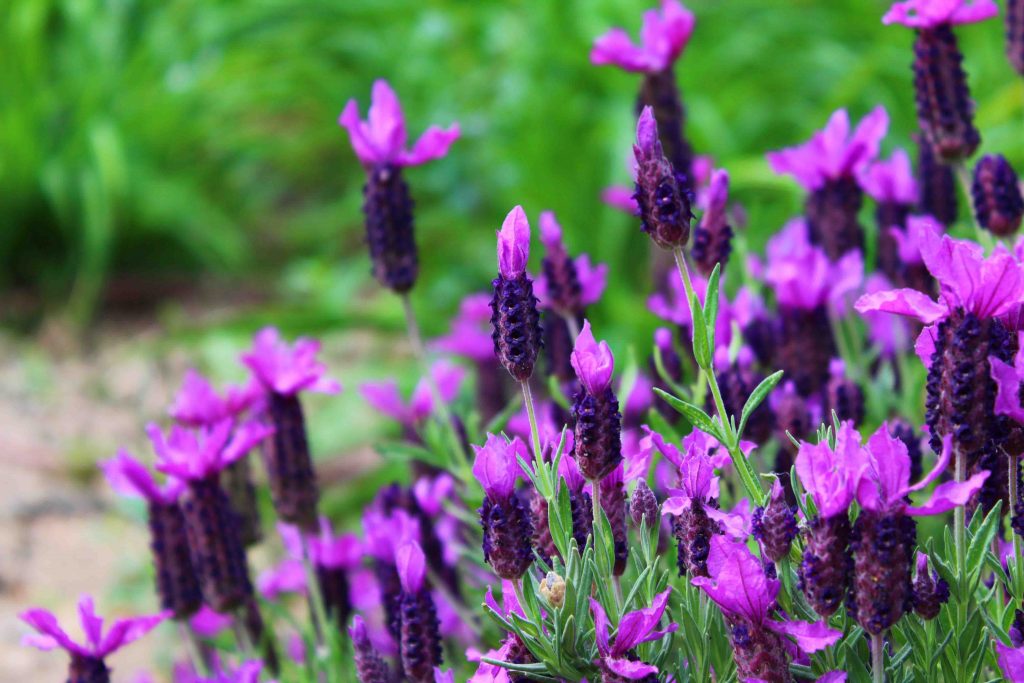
top-left (538, 571), bottom-right (566, 608)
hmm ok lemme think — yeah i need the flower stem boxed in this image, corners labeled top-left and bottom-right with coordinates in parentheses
top-left (179, 622), bottom-right (210, 678)
top-left (521, 380), bottom-right (546, 480)
top-left (299, 535), bottom-right (331, 682)
top-left (1011, 453), bottom-right (1023, 597)
top-left (871, 633), bottom-right (885, 683)
top-left (561, 313), bottom-right (581, 342)
top-left (401, 293), bottom-right (471, 482)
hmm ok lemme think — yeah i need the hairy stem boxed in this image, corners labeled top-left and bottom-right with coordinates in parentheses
top-left (871, 633), bottom-right (885, 683)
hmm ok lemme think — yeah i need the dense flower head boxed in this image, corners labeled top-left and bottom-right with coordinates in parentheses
top-left (632, 106), bottom-right (693, 249)
top-left (589, 589), bottom-right (677, 678)
top-left (472, 433), bottom-right (528, 501)
top-left (147, 420), bottom-right (272, 481)
top-left (590, 0), bottom-right (696, 73)
top-left (767, 107), bottom-right (889, 191)
top-left (169, 370), bottom-right (260, 427)
top-left (101, 449), bottom-right (183, 505)
top-left (360, 361), bottom-right (465, 426)
top-left (20, 595), bottom-right (168, 659)
top-left (241, 327), bottom-right (341, 397)
top-left (795, 421), bottom-right (867, 518)
top-left (765, 218), bottom-right (864, 310)
top-left (339, 79), bottom-right (459, 167)
top-left (497, 205), bottom-right (531, 279)
top-left (533, 212), bottom-right (608, 313)
top-left (883, 0), bottom-right (999, 28)
top-left (859, 148), bottom-right (918, 205)
top-left (571, 320), bottom-right (615, 395)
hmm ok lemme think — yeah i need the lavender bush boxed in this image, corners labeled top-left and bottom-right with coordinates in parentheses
top-left (17, 0), bottom-right (1024, 681)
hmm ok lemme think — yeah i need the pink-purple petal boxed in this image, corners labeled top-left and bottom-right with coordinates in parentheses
top-left (766, 618), bottom-right (843, 654)
top-left (854, 288), bottom-right (947, 323)
top-left (907, 471), bottom-right (990, 516)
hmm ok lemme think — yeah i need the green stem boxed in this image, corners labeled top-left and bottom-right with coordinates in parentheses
top-left (1011, 453), bottom-right (1023, 597)
top-left (953, 445), bottom-right (968, 630)
top-left (401, 293), bottom-right (472, 483)
top-left (300, 535), bottom-right (332, 682)
top-left (562, 313), bottom-right (581, 342)
top-left (871, 633), bottom-right (885, 683)
top-left (179, 622), bottom-right (210, 677)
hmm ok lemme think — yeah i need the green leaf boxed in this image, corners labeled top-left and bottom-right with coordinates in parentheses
top-left (737, 370), bottom-right (783, 439)
top-left (966, 502), bottom-right (1003, 588)
top-left (703, 262), bottom-right (721, 355)
top-left (652, 388), bottom-right (724, 442)
top-left (689, 287), bottom-right (711, 370)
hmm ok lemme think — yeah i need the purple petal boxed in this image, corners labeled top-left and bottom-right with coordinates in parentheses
top-left (576, 255), bottom-right (609, 307)
top-left (434, 668), bottom-right (456, 683)
top-left (604, 656), bottom-right (659, 679)
top-left (796, 422), bottom-right (864, 517)
top-left (396, 540), bottom-right (426, 594)
top-left (858, 424), bottom-right (912, 510)
top-left (766, 618), bottom-right (842, 654)
top-left (589, 597), bottom-right (611, 656)
top-left (840, 105), bottom-right (888, 177)
top-left (915, 325), bottom-right (938, 368)
top-left (907, 434), bottom-right (952, 493)
top-left (221, 420), bottom-right (273, 468)
top-left (996, 641), bottom-right (1024, 683)
top-left (497, 205), bottom-right (530, 278)
top-left (97, 610), bottom-right (169, 658)
top-left (590, 28), bottom-right (654, 72)
top-left (100, 450), bottom-right (179, 504)
top-left (601, 185), bottom-right (639, 214)
top-left (613, 589), bottom-right (673, 653)
top-left (692, 536), bottom-right (777, 623)
top-left (19, 608), bottom-right (82, 654)
top-left (169, 369), bottom-right (228, 427)
top-left (854, 288), bottom-right (946, 323)
top-left (571, 320), bottom-right (615, 395)
top-left (816, 672), bottom-right (848, 683)
top-left (360, 380), bottom-right (409, 423)
top-left (907, 471), bottom-right (990, 516)
top-left (258, 559), bottom-right (307, 599)
top-left (858, 148), bottom-right (917, 204)
top-left (189, 605), bottom-right (232, 638)
top-left (399, 124), bottom-right (459, 166)
top-left (634, 107), bottom-right (662, 163)
top-left (992, 356), bottom-right (1024, 423)
top-left (338, 99), bottom-right (381, 165)
top-left (472, 433), bottom-right (519, 500)
top-left (884, 0), bottom-right (998, 28)
top-left (365, 80), bottom-right (407, 163)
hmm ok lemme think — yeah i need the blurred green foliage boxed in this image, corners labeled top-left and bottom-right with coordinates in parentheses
top-left (2, 0), bottom-right (1023, 334)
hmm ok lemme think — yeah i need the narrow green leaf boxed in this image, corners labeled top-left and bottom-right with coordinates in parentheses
top-left (689, 288), bottom-right (711, 370)
top-left (738, 370), bottom-right (784, 439)
top-left (653, 388), bottom-right (723, 442)
top-left (703, 262), bottom-right (721, 355)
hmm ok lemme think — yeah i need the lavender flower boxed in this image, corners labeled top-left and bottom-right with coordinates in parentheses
top-left (475, 583), bottom-right (535, 680)
top-left (884, 0), bottom-right (997, 160)
top-left (795, 421), bottom-right (865, 617)
top-left (853, 427), bottom-right (986, 634)
top-left (589, 589), bottom-right (678, 680)
top-left (364, 504), bottom-right (420, 647)
top-left (339, 80), bottom-right (459, 292)
top-left (242, 327), bottom-right (340, 530)
top-left (396, 541), bottom-right (443, 682)
top-left (826, 358), bottom-right (865, 426)
top-left (20, 595), bottom-right (168, 683)
top-left (474, 434), bottom-right (534, 579)
top-left (571, 321), bottom-right (622, 481)
top-left (591, 0), bottom-right (696, 180)
top-left (752, 480), bottom-right (798, 564)
top-left (912, 552), bottom-right (950, 620)
top-left (100, 451), bottom-right (200, 620)
top-left (691, 169), bottom-right (733, 276)
top-left (1009, 0), bottom-right (1024, 74)
top-left (491, 206), bottom-right (543, 382)
top-left (600, 465), bottom-right (630, 575)
top-left (715, 346), bottom-right (775, 444)
top-left (860, 149), bottom-right (918, 282)
top-left (972, 154), bottom-right (1024, 236)
top-left (693, 536), bottom-right (841, 682)
top-left (534, 211), bottom-right (608, 319)
top-left (915, 132), bottom-right (959, 226)
top-left (351, 615), bottom-right (393, 683)
top-left (631, 479), bottom-right (660, 529)
top-left (768, 106), bottom-right (888, 260)
top-left (990, 334), bottom-right (1024, 531)
top-left (632, 106), bottom-right (693, 250)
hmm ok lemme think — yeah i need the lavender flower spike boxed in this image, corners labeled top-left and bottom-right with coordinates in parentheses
top-left (691, 168), bottom-right (733, 276)
top-left (474, 434), bottom-right (534, 579)
top-left (912, 552), bottom-right (950, 620)
top-left (752, 479), bottom-right (798, 564)
top-left (1009, 0), bottom-right (1024, 74)
top-left (396, 541), bottom-right (443, 683)
top-left (972, 154), bottom-right (1024, 237)
top-left (571, 320), bottom-right (622, 481)
top-left (351, 615), bottom-right (392, 683)
top-left (491, 206), bottom-right (543, 382)
top-left (633, 106), bottom-right (693, 250)
top-left (589, 589), bottom-right (678, 679)
top-left (20, 595), bottom-right (168, 683)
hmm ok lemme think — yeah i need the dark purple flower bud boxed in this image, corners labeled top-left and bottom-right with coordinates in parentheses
top-left (915, 133), bottom-right (958, 227)
top-left (972, 154), bottom-right (1024, 237)
top-left (600, 468), bottom-right (629, 576)
top-left (850, 511), bottom-right (917, 635)
top-left (742, 316), bottom-right (778, 368)
top-left (671, 501), bottom-right (720, 578)
top-left (826, 359), bottom-right (865, 426)
top-left (912, 553), bottom-right (949, 620)
top-left (222, 456), bottom-right (262, 547)
top-left (148, 501), bottom-right (202, 619)
top-left (491, 207), bottom-right (543, 383)
top-left (777, 306), bottom-right (836, 396)
top-left (889, 418), bottom-right (925, 484)
top-left (1009, 0), bottom-right (1024, 74)
top-left (68, 656), bottom-right (109, 683)
top-left (727, 619), bottom-right (791, 683)
top-left (633, 107), bottom-right (693, 250)
top-left (716, 349), bottom-right (775, 444)
top-left (530, 489), bottom-right (558, 562)
top-left (543, 313), bottom-right (577, 384)
top-left (396, 543), bottom-right (443, 683)
top-left (538, 212), bottom-right (584, 318)
top-left (691, 170), bottom-right (733, 276)
top-left (752, 481), bottom-right (797, 564)
top-left (630, 479), bottom-right (660, 529)
top-left (262, 393), bottom-right (319, 531)
top-left (375, 561), bottom-right (403, 644)
top-left (805, 175), bottom-right (864, 261)
top-left (351, 615), bottom-right (393, 683)
top-left (363, 164), bottom-right (417, 292)
top-left (474, 435), bottom-right (535, 579)
top-left (179, 476), bottom-right (253, 613)
top-left (1010, 601), bottom-right (1024, 646)
top-left (637, 67), bottom-right (694, 189)
top-left (798, 514), bottom-right (853, 618)
top-left (772, 381), bottom-right (811, 502)
top-left (911, 25), bottom-right (981, 161)
top-left (571, 322), bottom-right (622, 481)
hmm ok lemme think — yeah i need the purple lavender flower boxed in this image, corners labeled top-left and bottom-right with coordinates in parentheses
top-left (364, 504), bottom-right (420, 647)
top-left (101, 451), bottom-right (200, 620)
top-left (856, 227), bottom-right (1024, 508)
top-left (912, 552), bottom-right (950, 620)
top-left (591, 0), bottom-right (696, 180)
top-left (972, 154), bottom-right (1024, 237)
top-left (860, 149), bottom-right (918, 282)
top-left (1009, 0), bottom-right (1024, 74)
top-left (693, 536), bottom-right (841, 682)
top-left (915, 133), bottom-right (958, 226)
top-left (997, 641), bottom-right (1024, 683)
top-left (632, 107), bottom-right (693, 250)
top-left (534, 211), bottom-right (608, 319)
top-left (20, 595), bottom-right (168, 683)
top-left (491, 206), bottom-right (543, 383)
top-left (534, 452), bottom-right (591, 560)
top-left (768, 107), bottom-right (888, 260)
top-left (351, 615), bottom-right (393, 683)
top-left (339, 80), bottom-right (459, 292)
top-left (825, 358), bottom-right (865, 426)
top-left (765, 219), bottom-right (863, 394)
top-left (853, 426), bottom-right (986, 633)
top-left (600, 465), bottom-right (630, 575)
top-left (571, 321), bottom-right (622, 481)
top-left (990, 336), bottom-right (1024, 533)
top-left (589, 589), bottom-right (678, 679)
top-left (242, 327), bottom-right (340, 530)
top-left (795, 421), bottom-right (866, 617)
top-left (752, 480), bottom-right (798, 564)
top-left (474, 434), bottom-right (534, 579)
top-left (884, 0), bottom-right (997, 160)
top-left (691, 169), bottom-right (733, 276)
top-left (630, 479), bottom-right (660, 529)
top-left (396, 541), bottom-right (443, 682)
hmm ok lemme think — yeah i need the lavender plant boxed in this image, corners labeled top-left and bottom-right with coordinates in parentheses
top-left (17, 1), bottom-right (1024, 682)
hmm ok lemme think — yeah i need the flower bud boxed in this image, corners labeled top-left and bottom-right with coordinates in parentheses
top-left (538, 572), bottom-right (566, 608)
top-left (637, 67), bottom-right (694, 188)
top-left (912, 553), bottom-right (950, 620)
top-left (798, 514), bottom-right (852, 618)
top-left (630, 480), bottom-right (660, 529)
top-left (351, 615), bottom-right (393, 683)
top-left (633, 107), bottom-right (693, 250)
top-left (752, 482), bottom-right (797, 564)
top-left (972, 154), bottom-right (1024, 237)
top-left (363, 164), bottom-right (418, 292)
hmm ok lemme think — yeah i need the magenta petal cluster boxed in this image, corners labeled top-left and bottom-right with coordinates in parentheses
top-left (101, 449), bottom-right (183, 504)
top-left (765, 219), bottom-right (864, 310)
top-left (767, 106), bottom-right (889, 191)
top-left (339, 79), bottom-right (459, 167)
top-left (169, 370), bottom-right (259, 427)
top-left (431, 293), bottom-right (495, 361)
top-left (241, 327), bottom-right (341, 397)
top-left (570, 320), bottom-right (615, 395)
top-left (882, 0), bottom-right (998, 28)
top-left (497, 205), bottom-right (531, 279)
top-left (590, 0), bottom-right (695, 73)
top-left (858, 149), bottom-right (919, 205)
top-left (693, 536), bottom-right (842, 653)
top-left (990, 332), bottom-right (1024, 423)
top-left (590, 589), bottom-right (677, 678)
top-left (472, 433), bottom-right (526, 501)
top-left (147, 419), bottom-right (273, 481)
top-left (20, 595), bottom-right (168, 658)
top-left (361, 360), bottom-right (465, 426)
top-left (796, 421), bottom-right (867, 518)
